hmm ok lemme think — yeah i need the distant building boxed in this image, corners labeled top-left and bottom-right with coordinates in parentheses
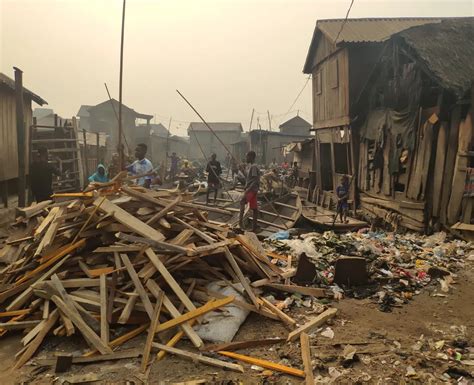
top-left (77, 99), bottom-right (152, 159)
top-left (0, 72), bottom-right (47, 190)
top-left (33, 108), bottom-right (70, 127)
top-left (279, 115), bottom-right (312, 136)
top-left (187, 122), bottom-right (243, 161)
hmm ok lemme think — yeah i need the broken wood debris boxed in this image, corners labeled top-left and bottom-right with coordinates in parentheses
top-left (0, 185), bottom-right (331, 378)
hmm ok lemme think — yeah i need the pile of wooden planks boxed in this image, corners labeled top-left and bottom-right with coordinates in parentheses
top-left (0, 185), bottom-right (332, 379)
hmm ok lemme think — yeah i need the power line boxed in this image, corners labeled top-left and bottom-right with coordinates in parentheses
top-left (284, 75), bottom-right (311, 116)
top-left (334, 0), bottom-right (356, 44)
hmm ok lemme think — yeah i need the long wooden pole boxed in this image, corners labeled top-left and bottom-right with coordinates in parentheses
top-left (118, 0), bottom-right (126, 170)
top-left (163, 117), bottom-right (172, 180)
top-left (14, 67), bottom-right (26, 207)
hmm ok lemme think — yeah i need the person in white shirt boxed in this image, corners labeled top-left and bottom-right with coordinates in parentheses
top-left (126, 143), bottom-right (154, 188)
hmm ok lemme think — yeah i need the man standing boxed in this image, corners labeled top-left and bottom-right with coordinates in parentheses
top-left (167, 152), bottom-right (179, 181)
top-left (127, 143), bottom-right (153, 188)
top-left (206, 153), bottom-right (222, 205)
top-left (30, 147), bottom-right (60, 202)
top-left (239, 151), bottom-right (260, 232)
top-left (336, 175), bottom-right (350, 223)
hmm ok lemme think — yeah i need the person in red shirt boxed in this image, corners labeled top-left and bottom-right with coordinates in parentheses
top-left (239, 151), bottom-right (260, 232)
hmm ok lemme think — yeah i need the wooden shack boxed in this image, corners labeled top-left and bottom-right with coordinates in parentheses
top-left (0, 72), bottom-right (47, 205)
top-left (302, 17), bottom-right (474, 232)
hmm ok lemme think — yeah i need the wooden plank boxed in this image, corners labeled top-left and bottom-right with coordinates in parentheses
top-left (14, 309), bottom-right (59, 369)
top-left (432, 122), bottom-right (448, 217)
top-left (0, 320), bottom-right (41, 330)
top-left (59, 311), bottom-right (75, 336)
top-left (7, 255), bottom-right (72, 311)
top-left (218, 350), bottom-right (304, 378)
top-left (224, 247), bottom-right (259, 309)
top-left (259, 297), bottom-right (296, 328)
top-left (300, 332), bottom-right (314, 385)
top-left (93, 197), bottom-right (165, 242)
top-left (16, 200), bottom-right (52, 218)
top-left (171, 216), bottom-right (214, 244)
top-left (152, 343), bottom-right (244, 373)
top-left (155, 296), bottom-right (234, 334)
top-left (15, 239), bottom-right (85, 285)
top-left (34, 206), bottom-right (59, 239)
top-left (204, 338), bottom-right (285, 352)
top-left (93, 245), bottom-right (143, 253)
top-left (115, 232), bottom-right (189, 254)
top-left (141, 292), bottom-right (164, 373)
top-left (146, 280), bottom-right (203, 349)
top-left (121, 186), bottom-right (166, 207)
top-left (287, 308), bottom-right (338, 342)
top-left (0, 309), bottom-right (31, 317)
top-left (147, 195), bottom-right (182, 225)
top-left (50, 295), bottom-right (112, 354)
top-left (36, 350), bottom-right (140, 366)
top-left (144, 249), bottom-right (196, 313)
top-left (99, 274), bottom-right (109, 344)
top-left (118, 291), bottom-right (139, 324)
top-left (265, 283), bottom-right (327, 298)
top-left (120, 254), bottom-right (154, 320)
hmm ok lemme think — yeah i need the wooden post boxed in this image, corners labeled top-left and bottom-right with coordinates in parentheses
top-left (14, 67), bottom-right (26, 207)
top-left (96, 132), bottom-right (100, 166)
top-left (118, 0), bottom-right (126, 170)
top-left (82, 129), bottom-right (89, 181)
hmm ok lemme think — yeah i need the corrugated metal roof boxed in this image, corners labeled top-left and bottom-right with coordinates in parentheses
top-left (303, 17), bottom-right (449, 73)
top-left (188, 122), bottom-right (243, 132)
top-left (318, 18), bottom-right (442, 44)
top-left (0, 72), bottom-right (47, 105)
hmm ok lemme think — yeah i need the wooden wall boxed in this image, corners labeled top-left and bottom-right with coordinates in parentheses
top-left (311, 47), bottom-right (350, 129)
top-left (0, 88), bottom-right (33, 181)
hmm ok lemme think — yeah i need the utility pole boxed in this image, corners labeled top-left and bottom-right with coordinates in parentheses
top-left (14, 67), bottom-right (25, 207)
top-left (267, 110), bottom-right (272, 131)
top-left (249, 108), bottom-right (255, 131)
top-left (118, 0), bottom-right (126, 170)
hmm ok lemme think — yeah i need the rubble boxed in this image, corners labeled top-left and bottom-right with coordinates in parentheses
top-left (0, 182), bottom-right (337, 381)
top-left (266, 229), bottom-right (472, 311)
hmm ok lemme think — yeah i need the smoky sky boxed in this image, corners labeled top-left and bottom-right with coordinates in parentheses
top-left (1, 0), bottom-right (472, 136)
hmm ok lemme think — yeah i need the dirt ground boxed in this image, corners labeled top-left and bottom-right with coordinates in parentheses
top-left (0, 260), bottom-right (472, 385)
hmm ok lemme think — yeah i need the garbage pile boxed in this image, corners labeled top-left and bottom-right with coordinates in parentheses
top-left (266, 229), bottom-right (473, 311)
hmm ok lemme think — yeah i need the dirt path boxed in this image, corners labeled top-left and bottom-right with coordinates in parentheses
top-left (1, 262), bottom-right (472, 384)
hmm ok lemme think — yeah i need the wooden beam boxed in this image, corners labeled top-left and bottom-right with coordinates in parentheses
top-left (265, 283), bottom-right (327, 298)
top-left (147, 195), bottom-right (182, 225)
top-left (120, 254), bottom-right (154, 320)
top-left (259, 297), bottom-right (296, 328)
top-left (223, 247), bottom-right (259, 308)
top-left (93, 197), bottom-right (165, 242)
top-left (218, 351), bottom-right (305, 378)
top-left (144, 249), bottom-right (196, 313)
top-left (152, 343), bottom-right (244, 373)
top-left (300, 332), bottom-right (314, 385)
top-left (14, 309), bottom-right (59, 369)
top-left (155, 296), bottom-right (234, 334)
top-left (204, 338), bottom-right (284, 352)
top-left (146, 280), bottom-right (203, 349)
top-left (141, 292), bottom-right (163, 373)
top-left (287, 308), bottom-right (338, 342)
top-left (51, 295), bottom-right (112, 354)
top-left (99, 274), bottom-right (109, 344)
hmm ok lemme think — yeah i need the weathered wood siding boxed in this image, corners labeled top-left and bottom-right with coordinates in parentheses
top-left (0, 88), bottom-right (33, 181)
top-left (312, 47), bottom-right (350, 128)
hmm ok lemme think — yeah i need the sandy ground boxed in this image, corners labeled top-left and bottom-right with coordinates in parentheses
top-left (0, 261), bottom-right (472, 384)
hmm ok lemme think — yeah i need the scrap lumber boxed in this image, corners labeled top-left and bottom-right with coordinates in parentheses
top-left (259, 297), bottom-right (296, 328)
top-left (300, 332), bottom-right (314, 385)
top-left (93, 197), bottom-right (165, 242)
top-left (141, 293), bottom-right (164, 372)
top-left (265, 283), bottom-right (327, 298)
top-left (218, 351), bottom-right (305, 378)
top-left (99, 274), bottom-right (108, 344)
top-left (287, 308), bottom-right (338, 342)
top-left (204, 338), bottom-right (285, 352)
top-left (35, 349), bottom-right (141, 366)
top-left (147, 195), bottom-right (182, 225)
top-left (152, 343), bottom-right (244, 373)
top-left (154, 296), bottom-right (234, 334)
top-left (14, 309), bottom-right (59, 369)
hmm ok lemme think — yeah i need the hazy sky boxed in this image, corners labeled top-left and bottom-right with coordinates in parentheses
top-left (1, 0), bottom-right (473, 136)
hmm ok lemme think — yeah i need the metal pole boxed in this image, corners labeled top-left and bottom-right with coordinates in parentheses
top-left (118, 0), bottom-right (126, 170)
top-left (267, 110), bottom-right (272, 131)
top-left (14, 67), bottom-right (26, 207)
